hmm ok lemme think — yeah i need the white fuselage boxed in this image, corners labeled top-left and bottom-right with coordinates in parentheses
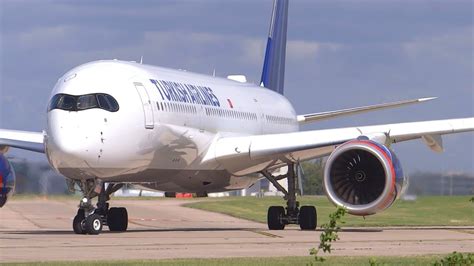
top-left (45, 60), bottom-right (298, 192)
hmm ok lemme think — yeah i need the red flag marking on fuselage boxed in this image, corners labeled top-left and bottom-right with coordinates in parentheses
top-left (227, 99), bottom-right (234, 109)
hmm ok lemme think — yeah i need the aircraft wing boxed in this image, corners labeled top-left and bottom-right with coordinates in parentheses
top-left (211, 118), bottom-right (474, 175)
top-left (297, 97), bottom-right (437, 124)
top-left (0, 129), bottom-right (45, 153)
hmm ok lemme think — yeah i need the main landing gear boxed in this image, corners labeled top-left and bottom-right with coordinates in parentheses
top-left (261, 163), bottom-right (317, 230)
top-left (71, 179), bottom-right (127, 235)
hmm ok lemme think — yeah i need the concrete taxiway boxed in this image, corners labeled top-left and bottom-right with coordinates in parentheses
top-left (1, 198), bottom-right (473, 262)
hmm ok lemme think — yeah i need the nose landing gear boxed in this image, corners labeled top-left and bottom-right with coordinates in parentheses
top-left (84, 213), bottom-right (103, 235)
top-left (72, 209), bottom-right (86, 234)
top-left (72, 179), bottom-right (127, 235)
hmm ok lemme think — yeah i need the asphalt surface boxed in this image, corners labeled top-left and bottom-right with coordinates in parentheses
top-left (0, 198), bottom-right (473, 262)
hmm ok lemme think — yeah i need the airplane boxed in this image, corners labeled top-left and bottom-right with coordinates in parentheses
top-left (0, 0), bottom-right (473, 235)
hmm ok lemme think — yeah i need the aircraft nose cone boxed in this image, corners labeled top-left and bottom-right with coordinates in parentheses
top-left (50, 130), bottom-right (80, 157)
top-left (47, 108), bottom-right (109, 165)
top-left (46, 111), bottom-right (99, 168)
top-left (48, 112), bottom-right (80, 154)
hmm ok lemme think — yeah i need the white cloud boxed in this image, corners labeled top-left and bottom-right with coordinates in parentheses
top-left (17, 26), bottom-right (71, 46)
top-left (401, 26), bottom-right (473, 68)
top-left (242, 38), bottom-right (344, 66)
top-left (241, 38), bottom-right (265, 64)
top-left (287, 40), bottom-right (320, 60)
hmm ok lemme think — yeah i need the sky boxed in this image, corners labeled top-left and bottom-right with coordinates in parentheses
top-left (0, 0), bottom-right (473, 174)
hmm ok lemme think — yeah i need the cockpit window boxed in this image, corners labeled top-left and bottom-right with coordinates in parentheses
top-left (77, 95), bottom-right (98, 110)
top-left (97, 94), bottom-right (119, 112)
top-left (48, 93), bottom-right (119, 112)
top-left (59, 95), bottom-right (76, 110)
top-left (48, 94), bottom-right (61, 111)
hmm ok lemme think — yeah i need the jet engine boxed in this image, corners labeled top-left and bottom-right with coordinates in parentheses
top-left (0, 153), bottom-right (16, 207)
top-left (323, 139), bottom-right (406, 216)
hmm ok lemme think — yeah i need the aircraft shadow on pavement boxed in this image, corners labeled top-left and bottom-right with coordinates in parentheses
top-left (4, 227), bottom-right (261, 235)
top-left (7, 226), bottom-right (470, 235)
top-left (339, 228), bottom-right (382, 233)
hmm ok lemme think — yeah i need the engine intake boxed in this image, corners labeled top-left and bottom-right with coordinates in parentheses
top-left (324, 140), bottom-right (405, 216)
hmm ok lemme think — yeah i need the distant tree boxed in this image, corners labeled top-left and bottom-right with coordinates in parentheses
top-left (301, 159), bottom-right (324, 195)
top-left (10, 159), bottom-right (30, 194)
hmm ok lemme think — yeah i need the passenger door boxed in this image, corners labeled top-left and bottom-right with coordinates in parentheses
top-left (134, 82), bottom-right (154, 129)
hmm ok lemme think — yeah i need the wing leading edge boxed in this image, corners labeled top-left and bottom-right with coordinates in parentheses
top-left (209, 118), bottom-right (474, 175)
top-left (297, 97), bottom-right (437, 124)
top-left (0, 129), bottom-right (45, 153)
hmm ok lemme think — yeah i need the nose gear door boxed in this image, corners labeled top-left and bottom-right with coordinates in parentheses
top-left (134, 82), bottom-right (154, 129)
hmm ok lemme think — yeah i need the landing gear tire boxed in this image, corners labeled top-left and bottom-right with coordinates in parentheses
top-left (267, 206), bottom-right (285, 230)
top-left (107, 207), bottom-right (128, 232)
top-left (84, 214), bottom-right (103, 235)
top-left (299, 206), bottom-right (317, 230)
top-left (262, 164), bottom-right (319, 231)
top-left (73, 209), bottom-right (86, 234)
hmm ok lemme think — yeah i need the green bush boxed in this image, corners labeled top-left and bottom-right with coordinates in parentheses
top-left (432, 252), bottom-right (474, 266)
top-left (310, 206), bottom-right (347, 263)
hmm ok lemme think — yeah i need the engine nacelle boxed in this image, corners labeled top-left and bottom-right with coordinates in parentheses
top-left (0, 154), bottom-right (16, 207)
top-left (323, 140), bottom-right (405, 216)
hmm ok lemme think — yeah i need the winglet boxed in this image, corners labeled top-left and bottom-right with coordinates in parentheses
top-left (418, 97), bottom-right (437, 102)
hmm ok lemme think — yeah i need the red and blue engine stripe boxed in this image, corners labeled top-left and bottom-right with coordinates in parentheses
top-left (0, 154), bottom-right (15, 207)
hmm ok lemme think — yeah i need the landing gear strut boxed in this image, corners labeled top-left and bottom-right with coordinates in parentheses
top-left (261, 163), bottom-right (317, 230)
top-left (72, 179), bottom-right (127, 235)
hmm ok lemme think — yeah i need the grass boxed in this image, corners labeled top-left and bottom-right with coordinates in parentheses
top-left (184, 195), bottom-right (474, 227)
top-left (4, 255), bottom-right (448, 266)
top-left (11, 194), bottom-right (473, 226)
